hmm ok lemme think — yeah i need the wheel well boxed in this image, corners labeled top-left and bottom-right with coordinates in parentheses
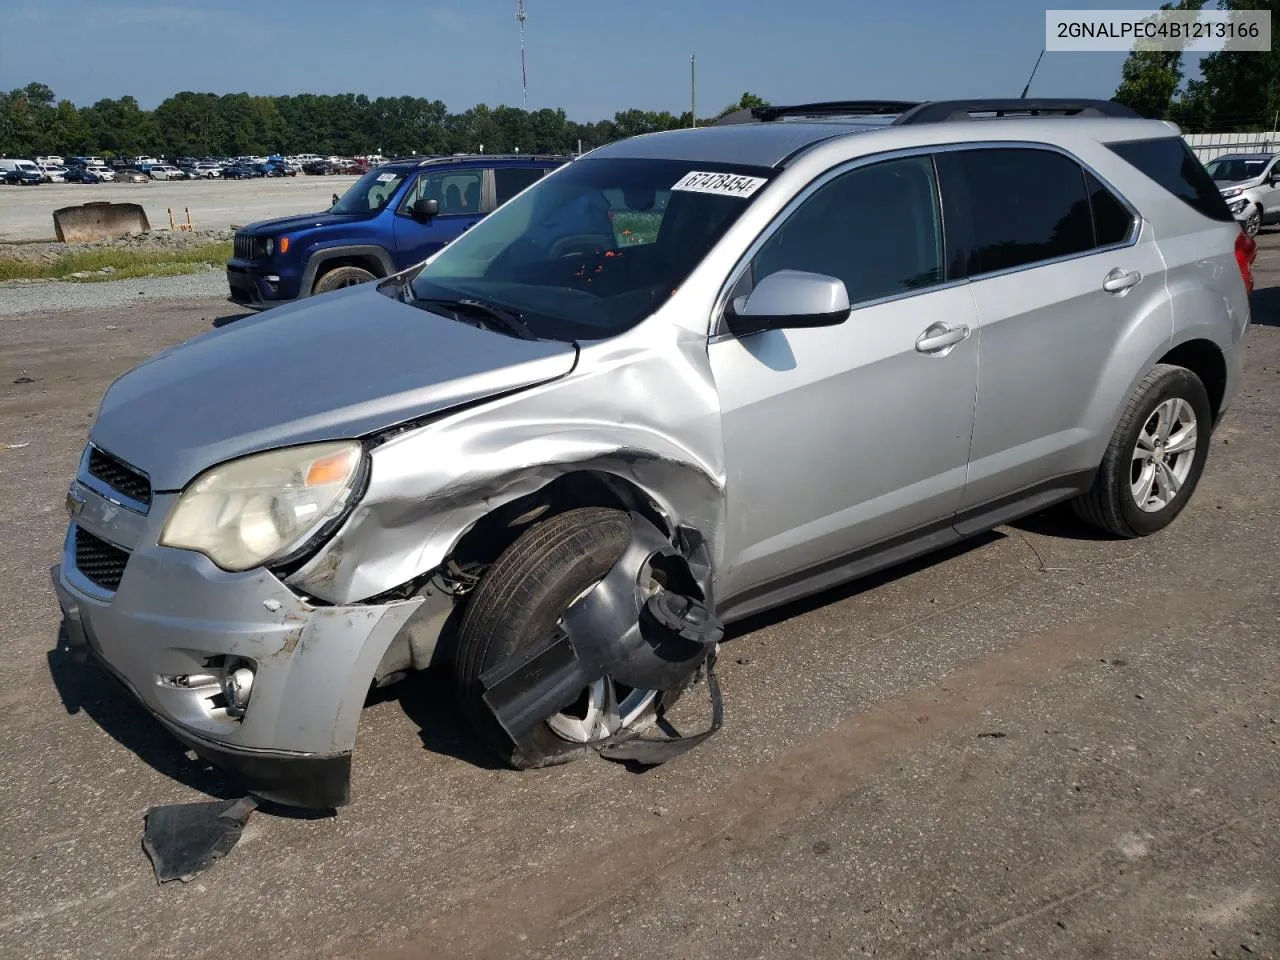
top-left (1159, 339), bottom-right (1227, 422)
top-left (446, 471), bottom-right (673, 571)
top-left (315, 255), bottom-right (385, 282)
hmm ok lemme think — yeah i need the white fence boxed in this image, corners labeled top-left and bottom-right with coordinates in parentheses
top-left (1184, 131), bottom-right (1280, 162)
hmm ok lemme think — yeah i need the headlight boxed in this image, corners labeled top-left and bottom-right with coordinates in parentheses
top-left (264, 237), bottom-right (274, 256)
top-left (1221, 187), bottom-right (1244, 199)
top-left (1230, 199), bottom-right (1249, 214)
top-left (160, 441), bottom-right (365, 571)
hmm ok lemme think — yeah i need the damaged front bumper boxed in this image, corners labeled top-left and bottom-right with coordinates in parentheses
top-left (52, 516), bottom-right (421, 808)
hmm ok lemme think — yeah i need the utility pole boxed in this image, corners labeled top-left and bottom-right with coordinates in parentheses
top-left (691, 53), bottom-right (697, 127)
top-left (516, 0), bottom-right (529, 111)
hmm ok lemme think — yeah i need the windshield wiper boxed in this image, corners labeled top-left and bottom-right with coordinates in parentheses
top-left (414, 296), bottom-right (538, 340)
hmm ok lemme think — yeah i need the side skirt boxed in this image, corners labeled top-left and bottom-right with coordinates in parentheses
top-left (716, 470), bottom-right (1096, 626)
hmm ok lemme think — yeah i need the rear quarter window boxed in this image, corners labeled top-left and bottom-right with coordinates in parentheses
top-left (1106, 136), bottom-right (1235, 223)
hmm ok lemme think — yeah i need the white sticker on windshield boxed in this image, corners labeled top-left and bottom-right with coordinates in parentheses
top-left (376, 172), bottom-right (397, 182)
top-left (671, 170), bottom-right (767, 198)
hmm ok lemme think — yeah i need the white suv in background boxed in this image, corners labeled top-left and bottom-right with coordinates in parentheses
top-left (1206, 151), bottom-right (1280, 236)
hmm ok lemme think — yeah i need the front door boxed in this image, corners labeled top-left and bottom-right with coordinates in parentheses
top-left (709, 154), bottom-right (980, 605)
top-left (392, 167), bottom-right (488, 269)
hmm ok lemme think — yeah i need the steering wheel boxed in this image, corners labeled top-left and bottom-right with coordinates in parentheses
top-left (549, 233), bottom-right (615, 259)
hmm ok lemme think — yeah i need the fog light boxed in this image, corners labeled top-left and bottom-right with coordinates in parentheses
top-left (221, 659), bottom-right (256, 717)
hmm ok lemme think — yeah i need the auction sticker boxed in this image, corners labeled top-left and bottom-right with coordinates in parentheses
top-left (671, 171), bottom-right (768, 198)
top-left (376, 172), bottom-right (398, 181)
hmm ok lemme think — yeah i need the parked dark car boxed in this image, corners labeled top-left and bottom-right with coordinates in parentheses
top-left (226, 153), bottom-right (570, 307)
top-left (3, 165), bottom-right (44, 186)
top-left (303, 160), bottom-right (336, 175)
top-left (62, 166), bottom-right (104, 184)
top-left (221, 164), bottom-right (263, 179)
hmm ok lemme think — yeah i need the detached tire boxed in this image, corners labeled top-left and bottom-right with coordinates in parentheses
top-left (453, 507), bottom-right (668, 769)
top-left (312, 265), bottom-right (376, 295)
top-left (1072, 363), bottom-right (1213, 538)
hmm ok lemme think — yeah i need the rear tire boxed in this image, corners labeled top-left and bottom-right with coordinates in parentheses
top-left (1072, 363), bottom-right (1212, 538)
top-left (312, 265), bottom-right (376, 295)
top-left (451, 507), bottom-right (671, 769)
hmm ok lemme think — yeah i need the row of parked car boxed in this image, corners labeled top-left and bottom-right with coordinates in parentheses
top-left (0, 152), bottom-right (378, 186)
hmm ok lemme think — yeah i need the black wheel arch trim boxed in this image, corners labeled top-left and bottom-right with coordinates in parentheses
top-left (300, 245), bottom-right (396, 297)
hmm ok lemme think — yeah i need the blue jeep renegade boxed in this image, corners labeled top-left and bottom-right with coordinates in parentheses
top-left (226, 153), bottom-right (570, 307)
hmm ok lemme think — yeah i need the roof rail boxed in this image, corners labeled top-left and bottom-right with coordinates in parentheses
top-left (716, 100), bottom-right (920, 126)
top-left (891, 98), bottom-right (1141, 124)
top-left (713, 97), bottom-right (1141, 127)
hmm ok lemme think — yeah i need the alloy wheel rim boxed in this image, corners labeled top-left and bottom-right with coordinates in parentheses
top-left (1130, 397), bottom-right (1198, 513)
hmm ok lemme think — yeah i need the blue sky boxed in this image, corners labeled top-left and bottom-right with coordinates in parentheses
top-left (1, 0), bottom-right (1204, 119)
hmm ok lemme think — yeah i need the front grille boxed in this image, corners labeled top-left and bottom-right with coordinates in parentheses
top-left (88, 446), bottom-right (152, 506)
top-left (74, 527), bottom-right (130, 592)
top-left (233, 233), bottom-right (260, 260)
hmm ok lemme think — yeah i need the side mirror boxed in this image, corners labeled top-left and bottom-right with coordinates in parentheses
top-left (725, 269), bottom-right (851, 336)
top-left (412, 197), bottom-right (439, 222)
top-left (331, 192), bottom-right (339, 207)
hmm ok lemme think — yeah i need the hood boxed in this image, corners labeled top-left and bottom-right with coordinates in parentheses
top-left (90, 284), bottom-right (578, 491)
top-left (241, 211), bottom-right (372, 235)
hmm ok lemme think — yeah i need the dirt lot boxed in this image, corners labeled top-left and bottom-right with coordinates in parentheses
top-left (1, 238), bottom-right (1279, 960)
top-left (0, 175), bottom-right (358, 241)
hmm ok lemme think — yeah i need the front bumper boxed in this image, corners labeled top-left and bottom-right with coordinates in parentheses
top-left (226, 257), bottom-right (303, 308)
top-left (52, 475), bottom-right (422, 808)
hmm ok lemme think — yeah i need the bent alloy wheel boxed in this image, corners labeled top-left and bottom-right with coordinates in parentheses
top-left (1073, 363), bottom-right (1213, 538)
top-left (452, 507), bottom-right (677, 768)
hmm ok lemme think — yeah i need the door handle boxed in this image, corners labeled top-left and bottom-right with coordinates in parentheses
top-left (1102, 267), bottom-right (1142, 293)
top-left (915, 322), bottom-right (971, 354)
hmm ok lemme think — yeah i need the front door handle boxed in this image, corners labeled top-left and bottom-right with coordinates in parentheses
top-left (1102, 267), bottom-right (1142, 293)
top-left (915, 322), bottom-right (971, 354)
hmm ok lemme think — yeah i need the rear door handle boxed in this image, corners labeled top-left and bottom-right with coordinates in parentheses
top-left (915, 322), bottom-right (971, 354)
top-left (1102, 267), bottom-right (1142, 293)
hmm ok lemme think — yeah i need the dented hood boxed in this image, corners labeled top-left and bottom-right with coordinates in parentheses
top-left (90, 283), bottom-right (578, 491)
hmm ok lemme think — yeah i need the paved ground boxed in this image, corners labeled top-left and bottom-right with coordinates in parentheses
top-left (0, 175), bottom-right (358, 241)
top-left (1, 237), bottom-right (1279, 960)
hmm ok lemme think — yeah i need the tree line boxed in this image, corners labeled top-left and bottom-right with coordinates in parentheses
top-left (1113, 0), bottom-right (1280, 131)
top-left (0, 84), bottom-right (769, 160)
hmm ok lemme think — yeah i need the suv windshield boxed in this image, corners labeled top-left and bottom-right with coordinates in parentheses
top-left (1205, 156), bottom-right (1269, 183)
top-left (331, 167), bottom-right (409, 214)
top-left (408, 157), bottom-right (775, 341)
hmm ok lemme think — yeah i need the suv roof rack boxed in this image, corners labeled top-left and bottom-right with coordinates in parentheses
top-left (717, 100), bottom-right (920, 125)
top-left (714, 97), bottom-right (1140, 127)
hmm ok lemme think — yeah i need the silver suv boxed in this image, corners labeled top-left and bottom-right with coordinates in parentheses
top-left (52, 99), bottom-right (1255, 809)
top-left (1205, 151), bottom-right (1280, 236)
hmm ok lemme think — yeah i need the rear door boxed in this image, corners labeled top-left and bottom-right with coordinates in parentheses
top-left (391, 167), bottom-right (487, 269)
top-left (936, 145), bottom-right (1167, 519)
top-left (492, 164), bottom-right (549, 209)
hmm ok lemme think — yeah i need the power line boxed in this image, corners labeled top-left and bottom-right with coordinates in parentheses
top-left (515, 0), bottom-right (529, 111)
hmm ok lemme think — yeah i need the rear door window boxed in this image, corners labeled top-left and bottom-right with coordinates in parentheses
top-left (1085, 169), bottom-right (1137, 247)
top-left (494, 166), bottom-right (546, 206)
top-left (1107, 136), bottom-right (1235, 223)
top-left (937, 147), bottom-right (1094, 276)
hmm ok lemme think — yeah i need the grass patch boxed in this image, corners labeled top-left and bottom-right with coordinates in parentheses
top-left (0, 240), bottom-right (232, 282)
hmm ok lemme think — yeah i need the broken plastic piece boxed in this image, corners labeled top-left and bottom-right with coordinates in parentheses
top-left (142, 795), bottom-right (258, 883)
top-left (643, 591), bottom-right (724, 646)
top-left (597, 645), bottom-right (725, 766)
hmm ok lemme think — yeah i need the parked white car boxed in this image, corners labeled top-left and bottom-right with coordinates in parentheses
top-left (1206, 152), bottom-right (1280, 236)
top-left (148, 164), bottom-right (183, 180)
top-left (85, 164), bottom-right (117, 182)
top-left (37, 162), bottom-right (66, 183)
top-left (36, 155), bottom-right (65, 167)
top-left (193, 161), bottom-right (223, 179)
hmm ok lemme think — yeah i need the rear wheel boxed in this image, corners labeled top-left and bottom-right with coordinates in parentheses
top-left (312, 265), bottom-right (377, 295)
top-left (451, 507), bottom-right (668, 769)
top-left (1072, 364), bottom-right (1212, 538)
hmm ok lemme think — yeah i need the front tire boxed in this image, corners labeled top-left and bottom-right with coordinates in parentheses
top-left (1244, 204), bottom-right (1263, 237)
top-left (311, 265), bottom-right (376, 295)
top-left (452, 507), bottom-right (666, 769)
top-left (1072, 363), bottom-right (1213, 538)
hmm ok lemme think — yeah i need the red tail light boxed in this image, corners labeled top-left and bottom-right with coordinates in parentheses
top-left (1235, 228), bottom-right (1257, 295)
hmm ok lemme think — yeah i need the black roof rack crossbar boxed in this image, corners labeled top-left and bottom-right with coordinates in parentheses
top-left (891, 99), bottom-right (1141, 125)
top-left (716, 100), bottom-right (921, 126)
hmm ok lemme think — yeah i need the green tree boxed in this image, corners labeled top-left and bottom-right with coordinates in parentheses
top-left (1113, 0), bottom-right (1206, 119)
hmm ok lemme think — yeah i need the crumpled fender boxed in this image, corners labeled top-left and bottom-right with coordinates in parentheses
top-left (477, 512), bottom-right (724, 765)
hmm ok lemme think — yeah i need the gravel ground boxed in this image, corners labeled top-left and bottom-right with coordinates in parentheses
top-left (1, 235), bottom-right (1279, 960)
top-left (0, 175), bottom-right (358, 241)
top-left (0, 268), bottom-right (228, 317)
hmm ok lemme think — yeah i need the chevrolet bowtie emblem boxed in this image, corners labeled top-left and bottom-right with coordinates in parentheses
top-left (65, 485), bottom-right (86, 517)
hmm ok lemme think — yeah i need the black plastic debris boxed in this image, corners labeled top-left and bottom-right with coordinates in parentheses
top-left (142, 795), bottom-right (258, 883)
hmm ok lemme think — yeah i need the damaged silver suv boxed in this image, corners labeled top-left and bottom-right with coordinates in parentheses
top-left (53, 99), bottom-right (1254, 809)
